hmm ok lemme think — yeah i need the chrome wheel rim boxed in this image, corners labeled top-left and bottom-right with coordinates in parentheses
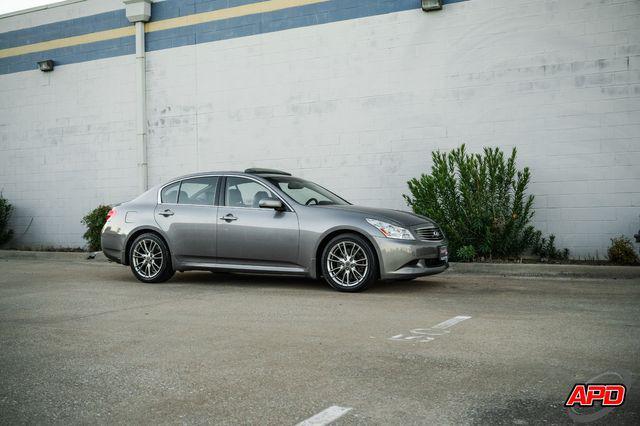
top-left (132, 239), bottom-right (163, 279)
top-left (326, 241), bottom-right (368, 287)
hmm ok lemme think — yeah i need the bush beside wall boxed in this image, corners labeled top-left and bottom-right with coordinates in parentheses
top-left (0, 194), bottom-right (13, 245)
top-left (607, 236), bottom-right (639, 265)
top-left (404, 145), bottom-right (538, 261)
top-left (81, 205), bottom-right (111, 252)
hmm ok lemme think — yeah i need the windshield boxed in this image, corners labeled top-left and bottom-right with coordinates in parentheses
top-left (265, 176), bottom-right (349, 206)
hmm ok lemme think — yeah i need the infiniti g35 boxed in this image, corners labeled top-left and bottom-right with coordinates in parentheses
top-left (101, 168), bottom-right (448, 292)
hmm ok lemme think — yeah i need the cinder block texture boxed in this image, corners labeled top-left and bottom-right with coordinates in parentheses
top-left (1, 0), bottom-right (639, 257)
top-left (0, 0), bottom-right (125, 32)
top-left (0, 56), bottom-right (137, 248)
top-left (145, 0), bottom-right (640, 258)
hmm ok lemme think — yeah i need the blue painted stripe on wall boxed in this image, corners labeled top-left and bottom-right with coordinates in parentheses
top-left (0, 36), bottom-right (134, 74)
top-left (150, 0), bottom-right (466, 21)
top-left (0, 0), bottom-right (469, 75)
top-left (152, 0), bottom-right (271, 21)
top-left (0, 0), bottom-right (271, 49)
top-left (146, 0), bottom-right (425, 52)
top-left (0, 9), bottom-right (129, 50)
top-left (0, 0), bottom-right (466, 51)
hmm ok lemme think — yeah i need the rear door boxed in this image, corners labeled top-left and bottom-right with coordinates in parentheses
top-left (154, 176), bottom-right (220, 264)
top-left (216, 176), bottom-right (300, 267)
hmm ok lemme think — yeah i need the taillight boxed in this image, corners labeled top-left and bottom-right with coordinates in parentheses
top-left (106, 208), bottom-right (116, 221)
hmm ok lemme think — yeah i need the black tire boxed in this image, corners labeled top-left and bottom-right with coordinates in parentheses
top-left (321, 233), bottom-right (377, 292)
top-left (128, 233), bottom-right (175, 283)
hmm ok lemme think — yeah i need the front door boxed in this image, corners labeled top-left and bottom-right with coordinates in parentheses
top-left (216, 176), bottom-right (299, 267)
top-left (154, 176), bottom-right (220, 264)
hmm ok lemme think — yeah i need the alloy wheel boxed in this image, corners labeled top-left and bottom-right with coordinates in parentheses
top-left (132, 238), bottom-right (163, 279)
top-left (326, 241), bottom-right (369, 287)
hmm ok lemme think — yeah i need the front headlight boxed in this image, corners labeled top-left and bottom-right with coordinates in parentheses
top-left (365, 218), bottom-right (414, 240)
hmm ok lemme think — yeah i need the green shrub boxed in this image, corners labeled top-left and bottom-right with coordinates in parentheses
top-left (81, 205), bottom-right (111, 251)
top-left (532, 232), bottom-right (569, 260)
top-left (607, 236), bottom-right (639, 265)
top-left (404, 144), bottom-right (537, 260)
top-left (456, 245), bottom-right (476, 262)
top-left (0, 193), bottom-right (13, 245)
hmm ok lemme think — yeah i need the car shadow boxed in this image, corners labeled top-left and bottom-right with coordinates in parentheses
top-left (369, 277), bottom-right (448, 294)
top-left (166, 271), bottom-right (446, 294)
top-left (169, 271), bottom-right (329, 291)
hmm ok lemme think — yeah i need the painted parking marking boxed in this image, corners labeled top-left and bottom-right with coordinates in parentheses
top-left (389, 315), bottom-right (472, 343)
top-left (295, 405), bottom-right (352, 426)
top-left (432, 315), bottom-right (472, 329)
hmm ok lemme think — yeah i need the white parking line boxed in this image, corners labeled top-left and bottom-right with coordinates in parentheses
top-left (295, 405), bottom-right (352, 426)
top-left (432, 315), bottom-right (472, 329)
top-left (389, 315), bottom-right (472, 342)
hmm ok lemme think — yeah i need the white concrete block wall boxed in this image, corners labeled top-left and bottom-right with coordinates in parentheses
top-left (1, 0), bottom-right (639, 256)
top-left (0, 0), bottom-right (125, 32)
top-left (0, 55), bottom-right (138, 247)
top-left (145, 0), bottom-right (640, 257)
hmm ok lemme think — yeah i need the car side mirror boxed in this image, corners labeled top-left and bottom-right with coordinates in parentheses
top-left (259, 197), bottom-right (284, 211)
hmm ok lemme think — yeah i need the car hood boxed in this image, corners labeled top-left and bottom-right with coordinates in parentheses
top-left (317, 205), bottom-right (434, 226)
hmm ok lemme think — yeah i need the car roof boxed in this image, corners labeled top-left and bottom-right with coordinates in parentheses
top-left (164, 170), bottom-right (295, 183)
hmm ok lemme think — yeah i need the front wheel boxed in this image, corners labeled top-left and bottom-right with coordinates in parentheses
top-left (321, 234), bottom-right (377, 292)
top-left (129, 233), bottom-right (175, 283)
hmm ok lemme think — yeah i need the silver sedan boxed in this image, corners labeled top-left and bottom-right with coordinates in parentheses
top-left (101, 168), bottom-right (448, 292)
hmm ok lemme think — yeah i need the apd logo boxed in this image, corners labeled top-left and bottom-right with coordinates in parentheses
top-left (565, 370), bottom-right (632, 423)
top-left (565, 384), bottom-right (625, 407)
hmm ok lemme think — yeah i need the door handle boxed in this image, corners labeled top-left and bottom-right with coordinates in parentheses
top-left (220, 214), bottom-right (238, 222)
top-left (158, 209), bottom-right (174, 217)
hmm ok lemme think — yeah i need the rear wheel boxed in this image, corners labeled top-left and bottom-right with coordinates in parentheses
top-left (129, 233), bottom-right (174, 283)
top-left (321, 234), bottom-right (377, 292)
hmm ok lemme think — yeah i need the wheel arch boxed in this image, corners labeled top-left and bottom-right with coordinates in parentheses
top-left (314, 228), bottom-right (381, 280)
top-left (123, 227), bottom-right (171, 266)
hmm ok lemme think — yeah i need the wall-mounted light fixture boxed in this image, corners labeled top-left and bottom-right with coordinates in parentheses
top-left (37, 59), bottom-right (54, 72)
top-left (422, 0), bottom-right (443, 11)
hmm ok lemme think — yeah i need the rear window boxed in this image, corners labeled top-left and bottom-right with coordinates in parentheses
top-left (178, 177), bottom-right (219, 206)
top-left (161, 181), bottom-right (180, 204)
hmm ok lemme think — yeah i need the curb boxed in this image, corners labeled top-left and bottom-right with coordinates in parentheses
top-left (0, 249), bottom-right (109, 262)
top-left (1, 250), bottom-right (639, 280)
top-left (447, 262), bottom-right (640, 280)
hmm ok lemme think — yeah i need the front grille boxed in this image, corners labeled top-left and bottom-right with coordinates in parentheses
top-left (415, 226), bottom-right (444, 241)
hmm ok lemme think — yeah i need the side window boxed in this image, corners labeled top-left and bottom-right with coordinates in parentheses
top-left (160, 181), bottom-right (180, 204)
top-left (178, 177), bottom-right (219, 206)
top-left (225, 177), bottom-right (274, 208)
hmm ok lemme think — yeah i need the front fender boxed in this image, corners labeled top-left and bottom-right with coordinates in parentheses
top-left (308, 224), bottom-right (383, 279)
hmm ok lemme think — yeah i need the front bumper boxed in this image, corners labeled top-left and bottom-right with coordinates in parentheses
top-left (374, 236), bottom-right (449, 280)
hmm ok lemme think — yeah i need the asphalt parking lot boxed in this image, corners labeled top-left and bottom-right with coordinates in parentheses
top-left (0, 257), bottom-right (638, 425)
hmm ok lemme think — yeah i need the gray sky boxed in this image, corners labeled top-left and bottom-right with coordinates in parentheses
top-left (0, 0), bottom-right (60, 15)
